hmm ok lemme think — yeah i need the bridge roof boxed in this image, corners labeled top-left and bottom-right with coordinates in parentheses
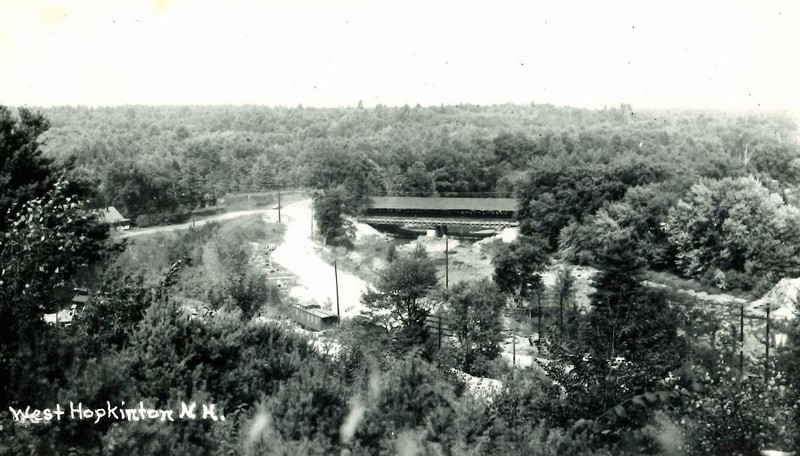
top-left (367, 197), bottom-right (517, 212)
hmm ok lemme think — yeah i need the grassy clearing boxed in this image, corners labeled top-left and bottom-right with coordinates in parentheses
top-left (218, 213), bottom-right (286, 244)
top-left (115, 215), bottom-right (285, 288)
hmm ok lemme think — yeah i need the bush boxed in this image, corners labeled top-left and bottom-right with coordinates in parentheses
top-left (134, 208), bottom-right (191, 227)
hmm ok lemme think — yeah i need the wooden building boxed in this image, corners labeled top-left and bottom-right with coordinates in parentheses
top-left (291, 305), bottom-right (340, 331)
top-left (101, 206), bottom-right (131, 231)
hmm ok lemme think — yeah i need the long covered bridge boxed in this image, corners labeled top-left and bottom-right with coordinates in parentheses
top-left (358, 196), bottom-right (519, 233)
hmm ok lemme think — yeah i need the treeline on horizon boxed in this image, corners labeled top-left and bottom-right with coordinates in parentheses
top-left (37, 103), bottom-right (800, 198)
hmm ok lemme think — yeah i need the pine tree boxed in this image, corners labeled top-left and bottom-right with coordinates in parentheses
top-left (555, 266), bottom-right (576, 337)
top-left (585, 234), bottom-right (645, 359)
top-left (585, 234), bottom-right (682, 362)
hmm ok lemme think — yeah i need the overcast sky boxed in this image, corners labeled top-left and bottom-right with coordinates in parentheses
top-left (1, 0), bottom-right (798, 114)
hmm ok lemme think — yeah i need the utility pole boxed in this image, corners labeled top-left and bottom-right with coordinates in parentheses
top-left (277, 186), bottom-right (282, 223)
top-left (537, 292), bottom-right (542, 339)
top-left (334, 260), bottom-right (340, 319)
top-left (512, 320), bottom-right (516, 371)
top-left (511, 300), bottom-right (517, 373)
top-left (444, 234), bottom-right (449, 294)
top-left (310, 206), bottom-right (314, 238)
top-left (740, 302), bottom-right (745, 373)
top-left (438, 315), bottom-right (442, 350)
top-left (559, 290), bottom-right (564, 337)
top-left (765, 302), bottom-right (771, 381)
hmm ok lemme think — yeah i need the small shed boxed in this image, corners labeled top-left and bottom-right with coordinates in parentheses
top-left (43, 307), bottom-right (76, 326)
top-left (202, 193), bottom-right (217, 208)
top-left (101, 207), bottom-right (131, 230)
top-left (291, 305), bottom-right (339, 331)
top-left (44, 289), bottom-right (90, 326)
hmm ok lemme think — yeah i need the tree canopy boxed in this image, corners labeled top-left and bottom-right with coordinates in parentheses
top-left (667, 176), bottom-right (800, 291)
top-left (446, 279), bottom-right (506, 376)
top-left (361, 245), bottom-right (438, 355)
top-left (0, 106), bottom-right (111, 408)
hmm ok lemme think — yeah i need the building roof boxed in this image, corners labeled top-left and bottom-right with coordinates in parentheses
top-left (72, 294), bottom-right (89, 304)
top-left (43, 308), bottom-right (75, 325)
top-left (367, 197), bottom-right (518, 212)
top-left (101, 206), bottom-right (130, 224)
top-left (294, 305), bottom-right (339, 319)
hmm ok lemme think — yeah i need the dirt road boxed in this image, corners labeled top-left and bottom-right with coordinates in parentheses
top-left (270, 199), bottom-right (369, 317)
top-left (119, 209), bottom-right (278, 239)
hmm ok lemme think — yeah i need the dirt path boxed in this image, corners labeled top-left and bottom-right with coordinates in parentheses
top-left (643, 280), bottom-right (748, 305)
top-left (270, 199), bottom-right (369, 318)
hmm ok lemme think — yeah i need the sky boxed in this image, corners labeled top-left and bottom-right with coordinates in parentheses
top-left (1, 0), bottom-right (799, 115)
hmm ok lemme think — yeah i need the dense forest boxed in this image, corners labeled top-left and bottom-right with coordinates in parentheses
top-left (39, 103), bottom-right (800, 212)
top-left (2, 104), bottom-right (800, 455)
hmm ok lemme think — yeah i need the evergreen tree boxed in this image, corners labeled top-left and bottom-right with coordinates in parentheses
top-left (266, 360), bottom-right (350, 452)
top-left (585, 233), bottom-right (682, 363)
top-left (585, 234), bottom-right (645, 359)
top-left (0, 107), bottom-right (58, 233)
top-left (355, 357), bottom-right (460, 452)
top-left (554, 266), bottom-right (576, 338)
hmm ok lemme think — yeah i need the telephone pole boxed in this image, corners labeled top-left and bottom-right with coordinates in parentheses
top-left (444, 234), bottom-right (449, 294)
top-left (559, 290), bottom-right (564, 337)
top-left (740, 302), bottom-right (745, 373)
top-left (537, 292), bottom-right (542, 338)
top-left (512, 322), bottom-right (516, 369)
top-left (765, 302), bottom-right (771, 381)
top-left (511, 299), bottom-right (517, 375)
top-left (438, 315), bottom-right (442, 350)
top-left (334, 260), bottom-right (340, 319)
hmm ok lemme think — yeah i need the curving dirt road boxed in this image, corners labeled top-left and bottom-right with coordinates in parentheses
top-left (270, 199), bottom-right (369, 318)
top-left (119, 209), bottom-right (278, 239)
